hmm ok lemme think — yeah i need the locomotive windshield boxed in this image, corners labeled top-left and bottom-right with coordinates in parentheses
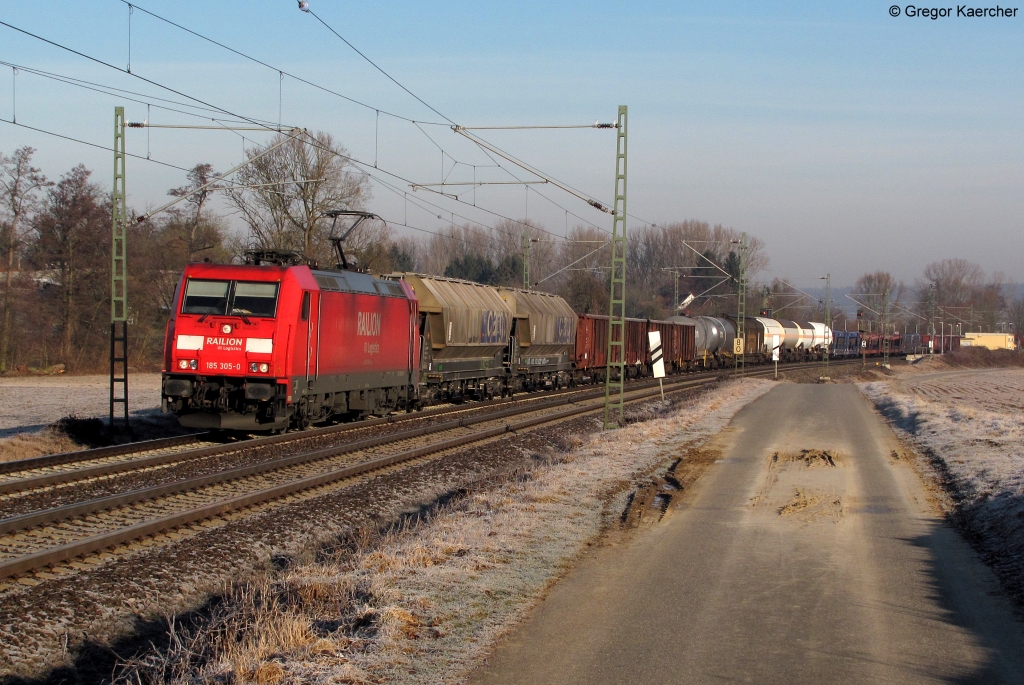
top-left (182, 279), bottom-right (279, 318)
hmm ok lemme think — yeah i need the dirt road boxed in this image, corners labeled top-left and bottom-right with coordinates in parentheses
top-left (470, 384), bottom-right (1024, 684)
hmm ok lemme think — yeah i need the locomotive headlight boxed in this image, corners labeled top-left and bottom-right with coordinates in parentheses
top-left (178, 359), bottom-right (189, 370)
top-left (221, 324), bottom-right (232, 334)
top-left (259, 363), bottom-right (269, 373)
top-left (249, 362), bottom-right (259, 373)
top-left (189, 359), bottom-right (198, 370)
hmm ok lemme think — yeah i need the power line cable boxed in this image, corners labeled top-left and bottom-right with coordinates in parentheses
top-left (0, 19), bottom-right (593, 249)
top-left (0, 116), bottom-right (516, 259)
top-left (113, 0), bottom-right (610, 234)
top-left (0, 19), bottom-right (287, 134)
top-left (0, 117), bottom-right (193, 172)
top-left (300, 8), bottom-right (616, 228)
top-left (114, 0), bottom-right (446, 126)
top-left (305, 8), bottom-right (455, 126)
top-left (119, 0), bottom-right (527, 214)
top-left (0, 60), bottom-right (281, 127)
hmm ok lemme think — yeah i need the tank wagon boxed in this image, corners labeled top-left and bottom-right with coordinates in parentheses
top-left (668, 315), bottom-right (834, 368)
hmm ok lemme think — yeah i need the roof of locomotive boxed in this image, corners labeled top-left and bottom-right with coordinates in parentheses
top-left (178, 262), bottom-right (411, 299)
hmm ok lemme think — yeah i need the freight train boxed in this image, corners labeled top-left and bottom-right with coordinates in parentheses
top-left (162, 254), bottom-right (696, 431)
top-left (161, 253), bottom-right (868, 432)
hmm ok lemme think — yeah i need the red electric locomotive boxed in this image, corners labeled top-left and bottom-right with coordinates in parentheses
top-left (162, 252), bottom-right (419, 431)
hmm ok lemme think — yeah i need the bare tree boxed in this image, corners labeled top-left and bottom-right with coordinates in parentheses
top-left (0, 147), bottom-right (51, 372)
top-left (920, 258), bottom-right (983, 309)
top-left (32, 165), bottom-right (109, 370)
top-left (916, 259), bottom-right (1006, 332)
top-left (1007, 293), bottom-right (1024, 344)
top-left (227, 131), bottom-right (371, 265)
top-left (552, 226), bottom-right (610, 313)
top-left (419, 223), bottom-right (489, 277)
top-left (854, 271), bottom-right (904, 329)
top-left (168, 163), bottom-right (223, 264)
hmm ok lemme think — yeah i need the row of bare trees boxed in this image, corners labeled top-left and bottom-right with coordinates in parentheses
top-left (0, 133), bottom-right (799, 374)
top-left (6, 130), bottom-right (1018, 374)
top-left (0, 147), bottom-right (236, 373)
top-left (845, 261), bottom-right (1023, 337)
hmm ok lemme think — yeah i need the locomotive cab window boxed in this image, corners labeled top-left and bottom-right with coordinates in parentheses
top-left (301, 291), bottom-right (310, 321)
top-left (232, 282), bottom-right (279, 317)
top-left (181, 279), bottom-right (279, 318)
top-left (182, 280), bottom-right (230, 315)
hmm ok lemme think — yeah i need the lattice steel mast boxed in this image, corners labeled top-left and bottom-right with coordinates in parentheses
top-left (110, 107), bottom-right (130, 432)
top-left (522, 229), bottom-right (530, 290)
top-left (822, 272), bottom-right (831, 379)
top-left (603, 106), bottom-right (628, 429)
top-left (734, 232), bottom-right (746, 376)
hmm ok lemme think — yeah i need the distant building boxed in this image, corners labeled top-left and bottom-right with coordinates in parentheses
top-left (961, 332), bottom-right (1017, 351)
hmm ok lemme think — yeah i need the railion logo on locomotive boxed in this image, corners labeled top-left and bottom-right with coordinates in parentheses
top-left (554, 316), bottom-right (574, 344)
top-left (206, 336), bottom-right (243, 348)
top-left (357, 311), bottom-right (382, 336)
top-left (479, 311), bottom-right (508, 344)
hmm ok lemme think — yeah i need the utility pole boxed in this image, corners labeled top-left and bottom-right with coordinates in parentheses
top-left (882, 286), bottom-right (891, 369)
top-left (603, 105), bottom-right (627, 429)
top-left (929, 282), bottom-right (936, 354)
top-left (522, 228), bottom-right (530, 290)
top-left (733, 233), bottom-right (746, 377)
top-left (110, 106), bottom-right (130, 435)
top-left (674, 270), bottom-right (679, 312)
top-left (821, 273), bottom-right (830, 380)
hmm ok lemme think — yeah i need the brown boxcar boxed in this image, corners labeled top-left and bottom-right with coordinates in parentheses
top-left (574, 314), bottom-right (608, 372)
top-left (574, 314), bottom-right (696, 378)
top-left (647, 319), bottom-right (697, 371)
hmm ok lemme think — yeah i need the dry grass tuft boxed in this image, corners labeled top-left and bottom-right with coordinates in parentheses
top-left (252, 661), bottom-right (285, 685)
top-left (0, 428), bottom-right (83, 463)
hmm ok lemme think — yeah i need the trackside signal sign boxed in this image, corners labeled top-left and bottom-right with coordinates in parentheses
top-left (648, 331), bottom-right (665, 379)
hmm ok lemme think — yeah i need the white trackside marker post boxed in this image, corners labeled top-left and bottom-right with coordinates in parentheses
top-left (772, 334), bottom-right (780, 379)
top-left (649, 331), bottom-right (665, 401)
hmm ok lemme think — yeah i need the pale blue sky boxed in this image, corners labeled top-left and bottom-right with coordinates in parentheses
top-left (1, 1), bottom-right (1021, 286)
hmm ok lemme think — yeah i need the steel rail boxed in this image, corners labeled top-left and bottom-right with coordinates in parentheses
top-left (0, 368), bottom-right (722, 493)
top-left (0, 359), bottom-right (862, 580)
top-left (0, 388), bottom-right (618, 536)
top-left (0, 434), bottom-right (204, 477)
top-left (0, 374), bottom-right (726, 580)
top-left (0, 387), bottom-right (586, 491)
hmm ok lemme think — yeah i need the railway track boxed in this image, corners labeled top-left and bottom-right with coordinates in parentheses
top-left (0, 368), bottom-right (727, 501)
top-left (0, 361), bottom-right (856, 583)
